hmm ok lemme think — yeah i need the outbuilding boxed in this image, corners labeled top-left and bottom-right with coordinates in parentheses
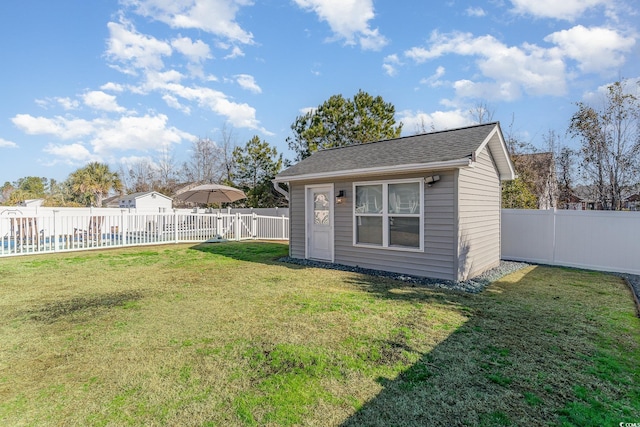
top-left (274, 122), bottom-right (516, 281)
top-left (118, 191), bottom-right (173, 211)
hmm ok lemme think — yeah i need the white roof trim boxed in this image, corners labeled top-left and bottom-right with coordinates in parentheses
top-left (474, 125), bottom-right (516, 181)
top-left (274, 158), bottom-right (472, 183)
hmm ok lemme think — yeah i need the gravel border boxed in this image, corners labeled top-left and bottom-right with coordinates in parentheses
top-left (619, 273), bottom-right (640, 317)
top-left (278, 257), bottom-right (530, 294)
top-left (278, 257), bottom-right (640, 315)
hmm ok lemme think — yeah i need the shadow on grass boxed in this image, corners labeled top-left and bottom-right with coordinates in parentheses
top-left (189, 242), bottom-right (639, 425)
top-left (339, 266), bottom-right (639, 427)
top-left (191, 241), bottom-right (470, 307)
top-left (190, 240), bottom-right (291, 264)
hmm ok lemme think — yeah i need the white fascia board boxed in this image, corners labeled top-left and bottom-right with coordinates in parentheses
top-left (273, 158), bottom-right (472, 183)
top-left (474, 125), bottom-right (516, 181)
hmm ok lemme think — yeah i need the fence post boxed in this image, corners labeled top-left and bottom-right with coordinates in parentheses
top-left (551, 208), bottom-right (557, 266)
top-left (216, 213), bottom-right (222, 239)
top-left (233, 213), bottom-right (242, 242)
top-left (52, 210), bottom-right (58, 252)
top-left (121, 210), bottom-right (127, 246)
top-left (174, 210), bottom-right (179, 243)
top-left (252, 213), bottom-right (257, 239)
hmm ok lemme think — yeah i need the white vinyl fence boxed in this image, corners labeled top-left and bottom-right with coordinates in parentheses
top-left (502, 209), bottom-right (640, 275)
top-left (0, 208), bottom-right (288, 257)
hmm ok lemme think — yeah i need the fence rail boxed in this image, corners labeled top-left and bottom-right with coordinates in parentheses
top-left (501, 209), bottom-right (640, 275)
top-left (0, 211), bottom-right (288, 257)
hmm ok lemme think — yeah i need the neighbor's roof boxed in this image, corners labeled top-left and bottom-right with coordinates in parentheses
top-left (120, 191), bottom-right (172, 200)
top-left (275, 122), bottom-right (515, 182)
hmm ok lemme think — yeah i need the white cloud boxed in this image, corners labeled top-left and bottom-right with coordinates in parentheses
top-left (100, 82), bottom-right (126, 92)
top-left (404, 31), bottom-right (567, 100)
top-left (453, 79), bottom-right (522, 102)
top-left (510, 0), bottom-right (608, 21)
top-left (106, 20), bottom-right (172, 73)
top-left (118, 155), bottom-right (158, 168)
top-left (160, 82), bottom-right (269, 132)
top-left (43, 143), bottom-right (98, 164)
top-left (293, 0), bottom-right (388, 50)
top-left (466, 7), bottom-right (486, 17)
top-left (56, 97), bottom-right (80, 110)
top-left (235, 74), bottom-right (262, 93)
top-left (582, 77), bottom-right (640, 102)
top-left (34, 97), bottom-right (79, 110)
top-left (90, 114), bottom-right (193, 154)
top-left (124, 0), bottom-right (254, 44)
top-left (398, 109), bottom-right (473, 134)
top-left (382, 54), bottom-right (401, 77)
top-left (12, 114), bottom-right (94, 140)
top-left (420, 66), bottom-right (446, 87)
top-left (382, 63), bottom-right (396, 77)
top-left (162, 94), bottom-right (192, 114)
top-left (139, 70), bottom-right (185, 93)
top-left (171, 36), bottom-right (212, 62)
top-left (545, 25), bottom-right (636, 74)
top-left (224, 46), bottom-right (245, 59)
top-left (0, 138), bottom-right (18, 148)
top-left (12, 113), bottom-right (196, 162)
top-left (82, 91), bottom-right (127, 113)
top-left (404, 26), bottom-right (636, 101)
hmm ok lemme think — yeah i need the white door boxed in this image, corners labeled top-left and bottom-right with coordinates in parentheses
top-left (307, 186), bottom-right (333, 261)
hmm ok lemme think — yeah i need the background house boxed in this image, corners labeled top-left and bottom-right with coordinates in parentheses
top-left (624, 193), bottom-right (640, 211)
top-left (118, 191), bottom-right (173, 211)
top-left (18, 199), bottom-right (44, 208)
top-left (274, 122), bottom-right (515, 282)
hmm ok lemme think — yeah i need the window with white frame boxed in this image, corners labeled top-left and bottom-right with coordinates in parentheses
top-left (354, 179), bottom-right (423, 250)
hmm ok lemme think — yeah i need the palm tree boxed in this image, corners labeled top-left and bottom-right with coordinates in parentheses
top-left (68, 162), bottom-right (122, 207)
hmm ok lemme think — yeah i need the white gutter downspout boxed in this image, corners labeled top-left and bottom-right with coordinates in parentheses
top-left (272, 180), bottom-right (290, 201)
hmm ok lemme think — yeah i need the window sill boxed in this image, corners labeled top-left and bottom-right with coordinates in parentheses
top-left (353, 243), bottom-right (423, 253)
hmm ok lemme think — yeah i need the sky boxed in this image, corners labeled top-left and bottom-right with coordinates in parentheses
top-left (0, 0), bottom-right (639, 185)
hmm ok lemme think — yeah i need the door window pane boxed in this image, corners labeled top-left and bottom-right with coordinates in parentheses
top-left (355, 185), bottom-right (382, 213)
top-left (314, 192), bottom-right (330, 225)
top-left (356, 216), bottom-right (382, 245)
top-left (388, 182), bottom-right (420, 214)
top-left (389, 217), bottom-right (420, 247)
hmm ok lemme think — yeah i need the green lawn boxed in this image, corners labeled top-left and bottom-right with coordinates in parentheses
top-left (0, 242), bottom-right (638, 426)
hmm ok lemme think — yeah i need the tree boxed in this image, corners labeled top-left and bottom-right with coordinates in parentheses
top-left (181, 137), bottom-right (223, 184)
top-left (503, 114), bottom-right (536, 155)
top-left (0, 181), bottom-right (14, 204)
top-left (287, 89), bottom-right (402, 160)
top-left (218, 123), bottom-right (238, 185)
top-left (502, 177), bottom-right (538, 209)
top-left (501, 116), bottom-right (547, 208)
top-left (67, 162), bottom-right (122, 207)
top-left (156, 145), bottom-right (179, 192)
top-left (568, 79), bottom-right (640, 210)
top-left (232, 136), bottom-right (284, 207)
top-left (556, 146), bottom-right (575, 209)
top-left (16, 176), bottom-right (47, 198)
top-left (469, 101), bottom-right (495, 124)
top-left (120, 160), bottom-right (155, 194)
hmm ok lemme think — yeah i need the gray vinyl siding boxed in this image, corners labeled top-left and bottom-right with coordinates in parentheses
top-left (289, 183), bottom-right (306, 259)
top-left (288, 160), bottom-right (500, 282)
top-left (331, 172), bottom-right (456, 281)
top-left (456, 144), bottom-right (501, 280)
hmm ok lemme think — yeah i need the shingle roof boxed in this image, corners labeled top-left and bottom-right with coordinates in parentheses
top-left (276, 122), bottom-right (505, 180)
top-left (121, 191), bottom-right (172, 200)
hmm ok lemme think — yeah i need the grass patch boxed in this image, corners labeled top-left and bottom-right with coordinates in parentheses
top-left (0, 242), bottom-right (639, 426)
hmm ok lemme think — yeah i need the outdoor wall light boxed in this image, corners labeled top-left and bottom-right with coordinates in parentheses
top-left (335, 190), bottom-right (346, 204)
top-left (424, 175), bottom-right (440, 187)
